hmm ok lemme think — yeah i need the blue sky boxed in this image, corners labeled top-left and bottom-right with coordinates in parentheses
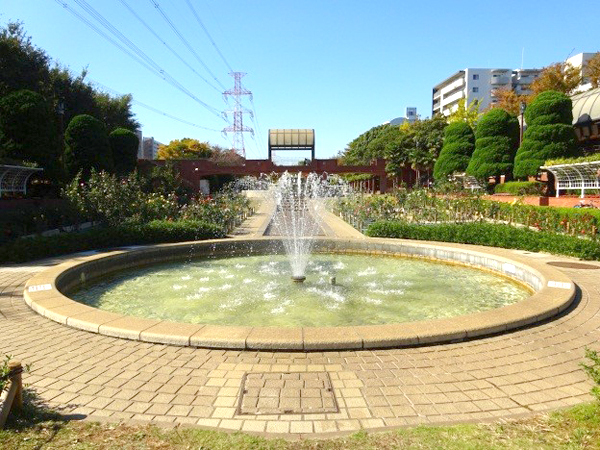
top-left (2, 1), bottom-right (598, 160)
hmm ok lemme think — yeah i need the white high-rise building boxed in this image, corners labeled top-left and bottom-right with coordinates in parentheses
top-left (566, 52), bottom-right (596, 93)
top-left (432, 68), bottom-right (541, 117)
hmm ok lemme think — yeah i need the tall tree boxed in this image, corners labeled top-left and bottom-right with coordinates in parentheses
top-left (447, 98), bottom-right (481, 129)
top-left (433, 122), bottom-right (475, 182)
top-left (342, 123), bottom-right (391, 165)
top-left (490, 88), bottom-right (528, 116)
top-left (513, 91), bottom-right (579, 179)
top-left (584, 52), bottom-right (600, 89)
top-left (0, 89), bottom-right (61, 177)
top-left (529, 62), bottom-right (582, 98)
top-left (109, 128), bottom-right (139, 175)
top-left (157, 138), bottom-right (212, 160)
top-left (64, 114), bottom-right (113, 179)
top-left (467, 109), bottom-right (519, 179)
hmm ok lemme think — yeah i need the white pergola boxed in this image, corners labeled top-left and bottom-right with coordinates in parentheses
top-left (542, 161), bottom-right (600, 198)
top-left (0, 165), bottom-right (43, 196)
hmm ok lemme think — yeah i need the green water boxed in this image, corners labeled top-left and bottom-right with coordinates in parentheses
top-left (71, 254), bottom-right (530, 327)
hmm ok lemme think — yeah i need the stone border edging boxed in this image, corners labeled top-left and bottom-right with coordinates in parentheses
top-left (23, 237), bottom-right (576, 351)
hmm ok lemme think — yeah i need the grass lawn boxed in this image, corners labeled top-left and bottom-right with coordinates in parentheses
top-left (1, 392), bottom-right (600, 449)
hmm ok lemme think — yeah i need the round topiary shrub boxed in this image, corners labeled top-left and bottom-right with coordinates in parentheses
top-left (513, 91), bottom-right (579, 179)
top-left (109, 127), bottom-right (139, 175)
top-left (466, 108), bottom-right (519, 179)
top-left (64, 114), bottom-right (113, 179)
top-left (433, 121), bottom-right (474, 181)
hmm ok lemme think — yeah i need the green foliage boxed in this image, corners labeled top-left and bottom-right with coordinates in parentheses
top-left (494, 181), bottom-right (544, 196)
top-left (63, 170), bottom-right (179, 226)
top-left (433, 122), bottom-right (474, 181)
top-left (0, 22), bottom-right (138, 132)
top-left (0, 201), bottom-right (83, 245)
top-left (386, 117), bottom-right (447, 184)
top-left (335, 190), bottom-right (600, 238)
top-left (0, 89), bottom-right (61, 178)
top-left (342, 123), bottom-right (390, 165)
top-left (546, 154), bottom-right (600, 166)
top-left (0, 220), bottom-right (225, 263)
top-left (109, 127), bottom-right (139, 175)
top-left (581, 348), bottom-right (600, 402)
top-left (466, 109), bottom-right (519, 179)
top-left (447, 98), bottom-right (482, 129)
top-left (64, 114), bottom-right (113, 179)
top-left (514, 91), bottom-right (579, 179)
top-left (366, 221), bottom-right (600, 260)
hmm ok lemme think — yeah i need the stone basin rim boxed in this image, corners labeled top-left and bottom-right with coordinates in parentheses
top-left (23, 237), bottom-right (576, 351)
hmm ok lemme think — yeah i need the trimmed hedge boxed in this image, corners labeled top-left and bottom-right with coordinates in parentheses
top-left (433, 122), bottom-right (474, 181)
top-left (494, 181), bottom-right (544, 196)
top-left (0, 219), bottom-right (225, 263)
top-left (366, 221), bottom-right (600, 260)
top-left (64, 114), bottom-right (113, 179)
top-left (467, 109), bottom-right (519, 179)
top-left (514, 91), bottom-right (578, 179)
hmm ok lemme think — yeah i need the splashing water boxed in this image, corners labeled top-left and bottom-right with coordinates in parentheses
top-left (267, 172), bottom-right (348, 280)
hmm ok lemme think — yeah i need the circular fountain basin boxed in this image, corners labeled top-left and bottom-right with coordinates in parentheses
top-left (23, 238), bottom-right (576, 350)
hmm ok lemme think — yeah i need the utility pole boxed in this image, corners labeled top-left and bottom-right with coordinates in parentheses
top-left (222, 72), bottom-right (254, 158)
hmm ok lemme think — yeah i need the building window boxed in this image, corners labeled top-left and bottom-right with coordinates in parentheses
top-left (473, 74), bottom-right (479, 80)
top-left (472, 87), bottom-right (479, 93)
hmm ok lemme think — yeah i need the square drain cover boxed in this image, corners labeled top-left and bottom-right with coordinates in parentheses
top-left (237, 372), bottom-right (339, 415)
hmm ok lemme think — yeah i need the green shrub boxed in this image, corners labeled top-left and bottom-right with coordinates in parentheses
top-left (109, 127), bottom-right (139, 175)
top-left (514, 91), bottom-right (579, 179)
top-left (466, 109), bottom-right (519, 179)
top-left (0, 89), bottom-right (61, 180)
top-left (433, 122), bottom-right (474, 181)
top-left (494, 181), bottom-right (544, 196)
top-left (0, 219), bottom-right (225, 263)
top-left (64, 114), bottom-right (113, 179)
top-left (366, 221), bottom-right (600, 260)
top-left (581, 348), bottom-right (600, 402)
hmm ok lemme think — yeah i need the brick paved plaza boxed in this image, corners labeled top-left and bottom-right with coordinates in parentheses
top-left (1, 209), bottom-right (599, 437)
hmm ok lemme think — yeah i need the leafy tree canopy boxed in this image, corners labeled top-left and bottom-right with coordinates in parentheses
top-left (447, 98), bottom-right (482, 129)
top-left (0, 22), bottom-right (138, 133)
top-left (157, 138), bottom-right (212, 160)
top-left (0, 89), bottom-right (60, 173)
top-left (584, 52), bottom-right (600, 89)
top-left (529, 62), bottom-right (582, 98)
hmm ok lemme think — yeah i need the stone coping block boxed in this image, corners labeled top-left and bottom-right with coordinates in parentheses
top-left (23, 237), bottom-right (576, 351)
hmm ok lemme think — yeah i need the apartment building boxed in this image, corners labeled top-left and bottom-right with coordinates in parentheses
top-left (432, 68), bottom-right (541, 116)
top-left (142, 137), bottom-right (162, 160)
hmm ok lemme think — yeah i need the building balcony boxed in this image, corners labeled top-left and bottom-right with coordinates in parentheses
top-left (490, 76), bottom-right (510, 85)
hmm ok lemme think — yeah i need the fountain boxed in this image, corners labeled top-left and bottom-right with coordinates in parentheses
top-left (267, 172), bottom-right (347, 282)
top-left (23, 172), bottom-right (576, 350)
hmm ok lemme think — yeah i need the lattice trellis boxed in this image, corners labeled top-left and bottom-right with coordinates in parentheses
top-left (0, 165), bottom-right (43, 196)
top-left (542, 161), bottom-right (600, 198)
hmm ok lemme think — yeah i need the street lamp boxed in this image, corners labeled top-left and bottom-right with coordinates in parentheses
top-left (519, 101), bottom-right (527, 146)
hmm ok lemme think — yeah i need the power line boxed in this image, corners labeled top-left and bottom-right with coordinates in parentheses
top-left (184, 0), bottom-right (233, 73)
top-left (56, 0), bottom-right (224, 120)
top-left (117, 0), bottom-right (221, 93)
top-left (149, 0), bottom-right (226, 91)
top-left (89, 79), bottom-right (220, 132)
